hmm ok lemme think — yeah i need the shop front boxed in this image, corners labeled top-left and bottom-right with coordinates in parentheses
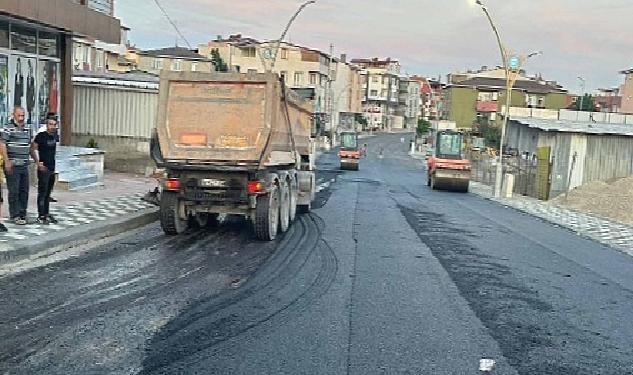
top-left (0, 0), bottom-right (120, 144)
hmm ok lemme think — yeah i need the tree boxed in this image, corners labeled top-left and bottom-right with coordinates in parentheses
top-left (416, 119), bottom-right (431, 137)
top-left (210, 48), bottom-right (228, 72)
top-left (572, 94), bottom-right (597, 112)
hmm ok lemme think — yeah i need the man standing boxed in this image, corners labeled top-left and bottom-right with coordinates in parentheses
top-left (4, 106), bottom-right (40, 225)
top-left (32, 113), bottom-right (58, 224)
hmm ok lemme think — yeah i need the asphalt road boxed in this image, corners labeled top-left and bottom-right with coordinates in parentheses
top-left (2, 133), bottom-right (633, 374)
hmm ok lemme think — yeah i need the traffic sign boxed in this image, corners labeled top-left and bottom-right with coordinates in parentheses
top-left (508, 55), bottom-right (521, 70)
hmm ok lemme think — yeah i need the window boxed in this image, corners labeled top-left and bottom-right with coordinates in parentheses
top-left (153, 58), bottom-right (164, 70)
top-left (280, 48), bottom-right (288, 59)
top-left (0, 21), bottom-right (8, 49)
top-left (191, 62), bottom-right (197, 72)
top-left (372, 76), bottom-right (379, 83)
top-left (38, 31), bottom-right (59, 57)
top-left (247, 69), bottom-right (258, 74)
top-left (490, 112), bottom-right (497, 120)
top-left (241, 47), bottom-right (256, 58)
top-left (172, 60), bottom-right (182, 71)
top-left (280, 71), bottom-right (287, 82)
top-left (309, 73), bottom-right (317, 85)
top-left (96, 50), bottom-right (104, 69)
top-left (370, 90), bottom-right (378, 97)
top-left (381, 89), bottom-right (387, 97)
top-left (294, 72), bottom-right (304, 85)
top-left (477, 91), bottom-right (498, 102)
top-left (10, 25), bottom-right (36, 54)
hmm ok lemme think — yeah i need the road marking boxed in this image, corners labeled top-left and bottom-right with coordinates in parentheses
top-left (479, 358), bottom-right (496, 372)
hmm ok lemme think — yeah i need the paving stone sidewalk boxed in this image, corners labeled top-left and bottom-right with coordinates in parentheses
top-left (0, 193), bottom-right (156, 243)
top-left (469, 182), bottom-right (633, 256)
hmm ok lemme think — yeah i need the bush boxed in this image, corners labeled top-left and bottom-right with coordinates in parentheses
top-left (86, 138), bottom-right (98, 148)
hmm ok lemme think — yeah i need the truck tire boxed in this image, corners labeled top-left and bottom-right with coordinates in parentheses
top-left (255, 186), bottom-right (280, 241)
top-left (289, 177), bottom-right (297, 222)
top-left (279, 180), bottom-right (290, 233)
top-left (160, 191), bottom-right (187, 235)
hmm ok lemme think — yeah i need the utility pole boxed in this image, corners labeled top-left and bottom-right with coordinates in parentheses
top-left (577, 76), bottom-right (586, 120)
top-left (328, 43), bottom-right (335, 146)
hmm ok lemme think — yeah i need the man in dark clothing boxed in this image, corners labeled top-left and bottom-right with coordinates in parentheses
top-left (4, 106), bottom-right (40, 225)
top-left (32, 114), bottom-right (58, 224)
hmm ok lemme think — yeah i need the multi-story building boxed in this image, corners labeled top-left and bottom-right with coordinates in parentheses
top-left (133, 46), bottom-right (214, 75)
top-left (396, 77), bottom-right (420, 129)
top-left (620, 68), bottom-right (633, 114)
top-left (73, 26), bottom-right (131, 73)
top-left (0, 0), bottom-right (120, 143)
top-left (593, 88), bottom-right (621, 113)
top-left (445, 74), bottom-right (568, 129)
top-left (352, 58), bottom-right (401, 131)
top-left (199, 35), bottom-right (362, 136)
top-left (410, 76), bottom-right (445, 121)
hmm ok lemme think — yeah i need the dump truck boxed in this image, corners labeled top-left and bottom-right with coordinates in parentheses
top-left (338, 131), bottom-right (360, 170)
top-left (426, 130), bottom-right (471, 192)
top-left (150, 71), bottom-right (316, 241)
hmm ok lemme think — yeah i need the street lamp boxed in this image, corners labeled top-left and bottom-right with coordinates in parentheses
top-left (473, 0), bottom-right (541, 197)
top-left (577, 76), bottom-right (586, 118)
top-left (267, 0), bottom-right (317, 72)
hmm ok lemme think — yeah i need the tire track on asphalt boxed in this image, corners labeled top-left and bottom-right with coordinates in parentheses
top-left (139, 214), bottom-right (339, 375)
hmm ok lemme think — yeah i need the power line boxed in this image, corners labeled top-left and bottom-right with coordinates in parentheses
top-left (152, 0), bottom-right (192, 49)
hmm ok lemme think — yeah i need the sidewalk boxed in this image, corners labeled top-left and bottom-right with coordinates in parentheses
top-left (469, 181), bottom-right (633, 257)
top-left (0, 172), bottom-right (159, 266)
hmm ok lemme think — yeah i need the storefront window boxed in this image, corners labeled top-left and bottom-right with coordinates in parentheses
top-left (0, 21), bottom-right (8, 49)
top-left (38, 31), bottom-right (59, 58)
top-left (10, 25), bottom-right (37, 54)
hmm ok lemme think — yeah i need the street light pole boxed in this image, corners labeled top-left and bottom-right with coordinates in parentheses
top-left (268, 0), bottom-right (317, 72)
top-left (577, 76), bottom-right (586, 118)
top-left (475, 0), bottom-right (540, 197)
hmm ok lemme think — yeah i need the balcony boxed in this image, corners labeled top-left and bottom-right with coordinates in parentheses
top-left (476, 101), bottom-right (498, 113)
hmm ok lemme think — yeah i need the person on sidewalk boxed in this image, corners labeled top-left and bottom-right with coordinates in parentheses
top-left (0, 141), bottom-right (11, 232)
top-left (32, 114), bottom-right (58, 225)
top-left (3, 106), bottom-right (39, 225)
top-left (37, 118), bottom-right (60, 203)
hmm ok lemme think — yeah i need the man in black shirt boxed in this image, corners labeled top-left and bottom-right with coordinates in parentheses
top-left (32, 114), bottom-right (58, 224)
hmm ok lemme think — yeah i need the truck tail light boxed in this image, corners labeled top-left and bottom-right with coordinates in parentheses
top-left (247, 180), bottom-right (264, 195)
top-left (164, 178), bottom-right (181, 191)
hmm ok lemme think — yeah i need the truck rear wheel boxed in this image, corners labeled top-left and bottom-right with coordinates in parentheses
top-left (255, 187), bottom-right (280, 241)
top-left (289, 177), bottom-right (298, 222)
top-left (160, 191), bottom-right (187, 235)
top-left (279, 180), bottom-right (290, 233)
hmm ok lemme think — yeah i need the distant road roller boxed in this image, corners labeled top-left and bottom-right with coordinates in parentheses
top-left (339, 131), bottom-right (360, 171)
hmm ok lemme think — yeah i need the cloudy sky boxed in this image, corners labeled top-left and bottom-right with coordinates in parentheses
top-left (115, 0), bottom-right (633, 93)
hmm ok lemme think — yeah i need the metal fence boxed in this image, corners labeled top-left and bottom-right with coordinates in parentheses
top-left (72, 83), bottom-right (158, 139)
top-left (470, 153), bottom-right (540, 198)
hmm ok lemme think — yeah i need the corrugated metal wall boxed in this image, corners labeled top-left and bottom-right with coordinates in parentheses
top-left (72, 84), bottom-right (158, 139)
top-left (584, 136), bottom-right (633, 183)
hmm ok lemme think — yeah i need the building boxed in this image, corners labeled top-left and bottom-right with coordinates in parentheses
top-left (134, 46), bottom-right (214, 75)
top-left (199, 35), bottom-right (362, 136)
top-left (445, 75), bottom-right (568, 129)
top-left (506, 117), bottom-right (633, 199)
top-left (619, 67), bottom-right (633, 114)
top-left (0, 0), bottom-right (121, 144)
top-left (73, 26), bottom-right (131, 73)
top-left (410, 76), bottom-right (445, 121)
top-left (396, 77), bottom-right (420, 129)
top-left (593, 88), bottom-right (621, 113)
top-left (352, 57), bottom-right (401, 131)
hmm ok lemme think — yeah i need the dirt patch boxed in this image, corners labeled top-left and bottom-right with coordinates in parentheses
top-left (552, 177), bottom-right (633, 225)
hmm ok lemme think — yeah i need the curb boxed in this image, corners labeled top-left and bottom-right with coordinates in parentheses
top-left (0, 208), bottom-right (159, 267)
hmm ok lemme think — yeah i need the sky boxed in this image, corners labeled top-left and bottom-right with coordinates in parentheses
top-left (115, 0), bottom-right (633, 93)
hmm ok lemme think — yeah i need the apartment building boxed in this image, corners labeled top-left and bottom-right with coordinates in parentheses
top-left (70, 0), bottom-right (114, 16)
top-left (620, 68), bottom-right (633, 114)
top-left (134, 46), bottom-right (214, 75)
top-left (352, 58), bottom-right (401, 131)
top-left (395, 77), bottom-right (420, 129)
top-left (73, 26), bottom-right (131, 73)
top-left (410, 76), bottom-right (445, 121)
top-left (199, 35), bottom-right (362, 135)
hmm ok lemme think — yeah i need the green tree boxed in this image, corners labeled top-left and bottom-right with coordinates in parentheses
top-left (416, 119), bottom-right (431, 137)
top-left (572, 94), bottom-right (596, 112)
top-left (210, 48), bottom-right (228, 72)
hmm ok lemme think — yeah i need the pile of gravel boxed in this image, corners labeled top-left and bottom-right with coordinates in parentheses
top-left (552, 177), bottom-right (633, 225)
